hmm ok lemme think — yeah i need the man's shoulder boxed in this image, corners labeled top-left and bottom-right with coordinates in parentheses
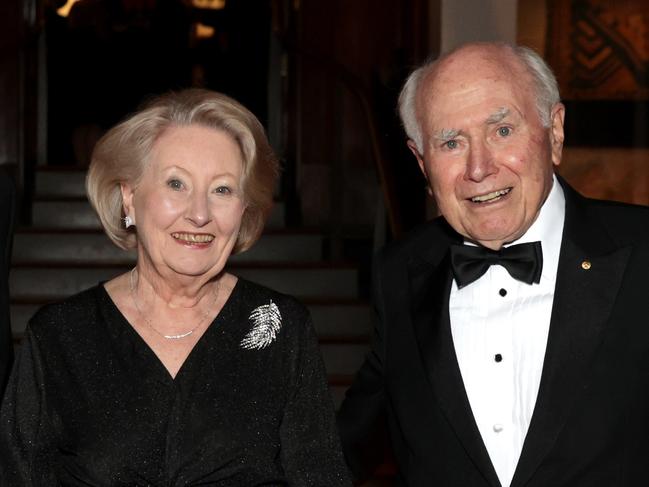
top-left (561, 177), bottom-right (649, 241)
top-left (582, 196), bottom-right (649, 219)
top-left (579, 196), bottom-right (649, 242)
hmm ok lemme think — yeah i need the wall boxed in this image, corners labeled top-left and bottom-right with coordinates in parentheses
top-left (441, 0), bottom-right (518, 52)
top-left (0, 0), bottom-right (22, 168)
top-left (292, 0), bottom-right (431, 231)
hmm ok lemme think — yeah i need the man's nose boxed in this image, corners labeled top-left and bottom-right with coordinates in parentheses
top-left (185, 191), bottom-right (211, 226)
top-left (465, 140), bottom-right (496, 182)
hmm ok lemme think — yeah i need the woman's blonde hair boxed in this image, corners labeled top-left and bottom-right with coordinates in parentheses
top-left (86, 88), bottom-right (279, 254)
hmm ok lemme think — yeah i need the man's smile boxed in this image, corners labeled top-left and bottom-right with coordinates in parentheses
top-left (469, 187), bottom-right (512, 204)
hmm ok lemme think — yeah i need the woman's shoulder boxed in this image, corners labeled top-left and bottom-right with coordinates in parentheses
top-left (233, 278), bottom-right (318, 354)
top-left (28, 285), bottom-right (105, 336)
top-left (234, 277), bottom-right (310, 324)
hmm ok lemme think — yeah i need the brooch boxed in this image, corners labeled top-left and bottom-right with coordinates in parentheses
top-left (240, 300), bottom-right (282, 350)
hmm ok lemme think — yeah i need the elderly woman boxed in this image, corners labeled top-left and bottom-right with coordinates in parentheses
top-left (0, 89), bottom-right (350, 486)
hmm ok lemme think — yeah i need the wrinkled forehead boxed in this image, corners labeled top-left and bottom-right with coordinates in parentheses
top-left (427, 47), bottom-right (532, 96)
top-left (416, 50), bottom-right (537, 125)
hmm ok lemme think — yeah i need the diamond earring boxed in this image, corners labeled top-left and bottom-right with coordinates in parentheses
top-left (124, 215), bottom-right (134, 228)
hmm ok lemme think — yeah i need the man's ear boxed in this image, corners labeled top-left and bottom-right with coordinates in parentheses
top-left (549, 103), bottom-right (565, 167)
top-left (407, 140), bottom-right (428, 178)
top-left (407, 140), bottom-right (433, 196)
top-left (120, 182), bottom-right (136, 224)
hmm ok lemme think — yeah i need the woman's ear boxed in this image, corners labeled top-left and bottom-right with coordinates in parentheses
top-left (120, 182), bottom-right (136, 226)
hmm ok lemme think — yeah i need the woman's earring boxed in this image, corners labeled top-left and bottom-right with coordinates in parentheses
top-left (124, 215), bottom-right (134, 228)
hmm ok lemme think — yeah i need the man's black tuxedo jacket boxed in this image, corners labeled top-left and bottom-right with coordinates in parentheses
top-left (338, 179), bottom-right (649, 487)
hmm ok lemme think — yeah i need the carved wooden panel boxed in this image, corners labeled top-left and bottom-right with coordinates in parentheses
top-left (547, 0), bottom-right (649, 99)
top-left (559, 147), bottom-right (649, 205)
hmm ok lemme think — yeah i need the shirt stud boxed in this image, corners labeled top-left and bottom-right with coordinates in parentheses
top-left (581, 260), bottom-right (592, 270)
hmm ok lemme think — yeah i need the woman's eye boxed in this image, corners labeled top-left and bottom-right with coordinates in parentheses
top-left (214, 186), bottom-right (232, 195)
top-left (497, 126), bottom-right (511, 137)
top-left (445, 140), bottom-right (458, 150)
top-left (167, 179), bottom-right (183, 190)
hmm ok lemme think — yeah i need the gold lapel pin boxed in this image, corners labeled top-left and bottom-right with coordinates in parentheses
top-left (581, 260), bottom-right (592, 270)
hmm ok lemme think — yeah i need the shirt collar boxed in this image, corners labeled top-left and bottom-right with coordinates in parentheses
top-left (503, 174), bottom-right (565, 281)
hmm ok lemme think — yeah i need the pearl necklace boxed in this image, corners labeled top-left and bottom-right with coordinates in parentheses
top-left (129, 268), bottom-right (220, 340)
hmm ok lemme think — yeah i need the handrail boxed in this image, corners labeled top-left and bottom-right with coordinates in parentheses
top-left (285, 44), bottom-right (404, 239)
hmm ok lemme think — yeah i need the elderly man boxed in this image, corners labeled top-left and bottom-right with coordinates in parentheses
top-left (338, 42), bottom-right (649, 487)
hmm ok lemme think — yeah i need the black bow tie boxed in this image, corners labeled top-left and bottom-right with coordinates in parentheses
top-left (449, 241), bottom-right (543, 289)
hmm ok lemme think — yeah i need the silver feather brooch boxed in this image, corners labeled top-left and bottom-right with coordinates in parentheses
top-left (240, 300), bottom-right (282, 350)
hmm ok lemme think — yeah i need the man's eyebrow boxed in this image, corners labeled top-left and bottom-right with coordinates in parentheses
top-left (434, 128), bottom-right (460, 142)
top-left (485, 107), bottom-right (510, 124)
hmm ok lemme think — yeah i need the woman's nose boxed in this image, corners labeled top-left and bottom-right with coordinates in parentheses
top-left (185, 191), bottom-right (211, 226)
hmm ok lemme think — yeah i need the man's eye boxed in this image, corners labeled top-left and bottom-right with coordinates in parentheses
top-left (497, 126), bottom-right (511, 137)
top-left (167, 179), bottom-right (183, 190)
top-left (445, 140), bottom-right (458, 150)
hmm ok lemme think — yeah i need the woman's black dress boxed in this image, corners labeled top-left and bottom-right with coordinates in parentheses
top-left (0, 278), bottom-right (351, 486)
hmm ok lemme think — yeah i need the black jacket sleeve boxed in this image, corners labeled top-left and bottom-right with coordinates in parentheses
top-left (279, 309), bottom-right (352, 486)
top-left (336, 253), bottom-right (389, 482)
top-left (0, 326), bottom-right (58, 485)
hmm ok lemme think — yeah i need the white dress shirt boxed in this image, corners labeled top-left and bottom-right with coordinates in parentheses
top-left (449, 176), bottom-right (565, 487)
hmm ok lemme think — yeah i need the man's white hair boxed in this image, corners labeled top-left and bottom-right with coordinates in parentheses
top-left (397, 43), bottom-right (561, 153)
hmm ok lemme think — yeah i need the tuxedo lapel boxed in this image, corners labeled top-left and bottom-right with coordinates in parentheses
top-left (511, 183), bottom-right (632, 487)
top-left (409, 251), bottom-right (502, 487)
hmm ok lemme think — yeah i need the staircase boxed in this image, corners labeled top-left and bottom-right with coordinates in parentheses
top-left (9, 166), bottom-right (373, 407)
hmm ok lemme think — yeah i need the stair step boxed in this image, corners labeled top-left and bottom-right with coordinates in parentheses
top-left (328, 374), bottom-right (355, 408)
top-left (309, 302), bottom-right (371, 338)
top-left (12, 231), bottom-right (324, 264)
top-left (9, 304), bottom-right (36, 336)
top-left (330, 384), bottom-right (350, 409)
top-left (235, 233), bottom-right (324, 262)
top-left (233, 266), bottom-right (357, 299)
top-left (35, 169), bottom-right (87, 198)
top-left (10, 264), bottom-right (358, 301)
top-left (31, 200), bottom-right (287, 230)
top-left (320, 343), bottom-right (370, 376)
top-left (32, 200), bottom-right (100, 229)
top-left (13, 232), bottom-right (134, 264)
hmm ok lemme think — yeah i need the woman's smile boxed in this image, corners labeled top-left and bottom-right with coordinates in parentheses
top-left (171, 232), bottom-right (216, 247)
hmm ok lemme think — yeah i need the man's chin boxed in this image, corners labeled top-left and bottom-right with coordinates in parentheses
top-left (463, 228), bottom-right (526, 250)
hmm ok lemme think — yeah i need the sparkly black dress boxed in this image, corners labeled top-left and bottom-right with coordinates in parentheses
top-left (0, 279), bottom-right (351, 486)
